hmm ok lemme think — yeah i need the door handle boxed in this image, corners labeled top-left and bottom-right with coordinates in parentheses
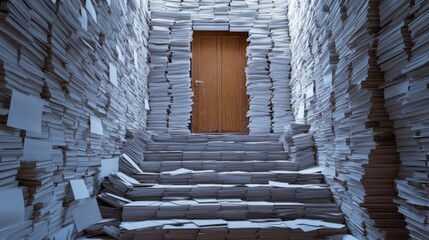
top-left (194, 80), bottom-right (203, 87)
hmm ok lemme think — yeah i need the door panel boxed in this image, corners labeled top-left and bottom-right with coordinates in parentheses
top-left (192, 31), bottom-right (248, 133)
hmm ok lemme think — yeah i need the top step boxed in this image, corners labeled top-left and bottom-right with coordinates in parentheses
top-left (151, 134), bottom-right (282, 143)
top-left (146, 141), bottom-right (285, 151)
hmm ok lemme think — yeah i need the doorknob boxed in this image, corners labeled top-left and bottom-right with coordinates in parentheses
top-left (194, 80), bottom-right (203, 87)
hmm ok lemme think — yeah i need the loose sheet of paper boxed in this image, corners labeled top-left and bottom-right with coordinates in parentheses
top-left (0, 188), bottom-right (25, 228)
top-left (109, 62), bottom-right (118, 87)
top-left (90, 115), bottom-right (104, 135)
top-left (7, 90), bottom-right (45, 133)
top-left (144, 98), bottom-right (150, 110)
top-left (70, 179), bottom-right (90, 200)
top-left (85, 0), bottom-right (97, 22)
top-left (100, 157), bottom-right (119, 178)
top-left (134, 48), bottom-right (138, 69)
top-left (116, 45), bottom-right (125, 63)
top-left (23, 138), bottom-right (52, 161)
top-left (80, 6), bottom-right (88, 31)
top-left (73, 198), bottom-right (102, 232)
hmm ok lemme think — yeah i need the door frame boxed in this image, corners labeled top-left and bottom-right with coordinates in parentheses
top-left (191, 31), bottom-right (249, 134)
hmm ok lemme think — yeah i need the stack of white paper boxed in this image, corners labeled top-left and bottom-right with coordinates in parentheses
top-left (280, 123), bottom-right (316, 169)
top-left (246, 23), bottom-right (273, 134)
top-left (119, 218), bottom-right (347, 239)
top-left (147, 11), bottom-right (193, 134)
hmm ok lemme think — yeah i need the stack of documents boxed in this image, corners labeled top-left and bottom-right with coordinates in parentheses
top-left (377, 1), bottom-right (429, 239)
top-left (246, 22), bottom-right (273, 134)
top-left (281, 123), bottom-right (316, 169)
top-left (288, 0), bottom-right (411, 239)
top-left (147, 11), bottom-right (193, 134)
top-left (119, 218), bottom-right (347, 239)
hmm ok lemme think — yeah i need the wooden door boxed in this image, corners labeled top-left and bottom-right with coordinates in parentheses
top-left (192, 31), bottom-right (248, 133)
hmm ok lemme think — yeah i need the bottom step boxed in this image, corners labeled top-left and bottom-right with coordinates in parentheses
top-left (119, 219), bottom-right (347, 240)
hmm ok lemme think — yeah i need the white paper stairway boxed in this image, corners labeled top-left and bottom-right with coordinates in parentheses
top-left (113, 134), bottom-right (348, 239)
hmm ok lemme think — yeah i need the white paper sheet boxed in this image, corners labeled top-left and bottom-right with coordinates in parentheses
top-left (73, 198), bottom-right (102, 232)
top-left (163, 168), bottom-right (193, 176)
top-left (144, 98), bottom-right (150, 110)
top-left (129, 0), bottom-right (141, 10)
top-left (90, 115), bottom-right (104, 135)
top-left (134, 48), bottom-right (138, 69)
top-left (109, 62), bottom-right (118, 87)
top-left (85, 0), bottom-right (97, 22)
top-left (53, 224), bottom-right (74, 240)
top-left (191, 219), bottom-right (228, 227)
top-left (70, 179), bottom-right (90, 200)
top-left (23, 138), bottom-right (52, 161)
top-left (7, 90), bottom-right (45, 133)
top-left (116, 45), bottom-right (125, 63)
top-left (0, 188), bottom-right (25, 228)
top-left (100, 157), bottom-right (119, 178)
top-left (120, 220), bottom-right (169, 230)
top-left (80, 6), bottom-right (88, 31)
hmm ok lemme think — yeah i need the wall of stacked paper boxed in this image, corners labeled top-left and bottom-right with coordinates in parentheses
top-left (146, 0), bottom-right (294, 134)
top-left (287, 0), bottom-right (426, 239)
top-left (0, 0), bottom-right (150, 238)
top-left (377, 1), bottom-right (429, 239)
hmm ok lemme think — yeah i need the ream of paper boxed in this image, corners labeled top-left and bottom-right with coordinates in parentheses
top-left (85, 0), bottom-right (97, 22)
top-left (0, 188), bottom-right (25, 228)
top-left (144, 98), bottom-right (150, 110)
top-left (69, 179), bottom-right (90, 200)
top-left (7, 90), bottom-right (45, 133)
top-left (23, 138), bottom-right (52, 161)
top-left (384, 80), bottom-right (409, 99)
top-left (90, 115), bottom-right (104, 135)
top-left (100, 157), bottom-right (119, 178)
top-left (80, 6), bottom-right (88, 31)
top-left (73, 198), bottom-right (102, 232)
top-left (109, 63), bottom-right (118, 87)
